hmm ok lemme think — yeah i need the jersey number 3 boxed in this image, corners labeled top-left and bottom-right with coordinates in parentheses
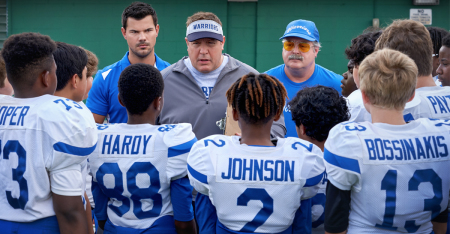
top-left (377, 169), bottom-right (442, 232)
top-left (3, 140), bottom-right (28, 209)
top-left (96, 162), bottom-right (162, 219)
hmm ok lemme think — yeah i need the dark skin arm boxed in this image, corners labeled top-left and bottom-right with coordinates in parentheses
top-left (175, 219), bottom-right (197, 234)
top-left (92, 113), bottom-right (106, 124)
top-left (432, 221), bottom-right (447, 234)
top-left (84, 192), bottom-right (94, 234)
top-left (53, 193), bottom-right (90, 234)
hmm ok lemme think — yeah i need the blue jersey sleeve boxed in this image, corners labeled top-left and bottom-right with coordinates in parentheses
top-left (86, 71), bottom-right (109, 116)
top-left (170, 177), bottom-right (194, 222)
top-left (92, 180), bottom-right (109, 221)
top-left (292, 199), bottom-right (312, 234)
top-left (195, 193), bottom-right (217, 234)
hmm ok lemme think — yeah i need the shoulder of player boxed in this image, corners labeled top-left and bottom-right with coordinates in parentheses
top-left (283, 137), bottom-right (322, 155)
top-left (36, 96), bottom-right (96, 127)
top-left (197, 134), bottom-right (230, 148)
top-left (325, 121), bottom-right (365, 157)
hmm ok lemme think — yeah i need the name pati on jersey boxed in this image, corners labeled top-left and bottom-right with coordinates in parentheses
top-left (0, 105), bottom-right (30, 126)
top-left (216, 156), bottom-right (301, 184)
top-left (361, 134), bottom-right (449, 164)
top-left (101, 134), bottom-right (152, 157)
top-left (427, 95), bottom-right (450, 115)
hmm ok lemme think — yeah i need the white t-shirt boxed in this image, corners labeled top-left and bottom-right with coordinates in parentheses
top-left (184, 55), bottom-right (229, 99)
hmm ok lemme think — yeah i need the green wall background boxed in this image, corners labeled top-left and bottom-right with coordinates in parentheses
top-left (8, 0), bottom-right (450, 75)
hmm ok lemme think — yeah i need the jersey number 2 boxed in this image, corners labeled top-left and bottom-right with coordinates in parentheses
top-left (377, 169), bottom-right (442, 232)
top-left (237, 188), bottom-right (273, 232)
top-left (96, 162), bottom-right (162, 219)
top-left (3, 140), bottom-right (28, 209)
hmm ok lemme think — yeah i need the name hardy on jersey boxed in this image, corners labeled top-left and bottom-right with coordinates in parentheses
top-left (364, 135), bottom-right (448, 161)
top-left (102, 134), bottom-right (152, 155)
top-left (427, 95), bottom-right (450, 114)
top-left (221, 158), bottom-right (295, 182)
top-left (0, 106), bottom-right (30, 126)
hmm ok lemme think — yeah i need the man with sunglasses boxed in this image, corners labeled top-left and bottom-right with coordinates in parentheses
top-left (265, 19), bottom-right (342, 139)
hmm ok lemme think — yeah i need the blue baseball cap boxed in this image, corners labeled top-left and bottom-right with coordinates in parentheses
top-left (280, 19), bottom-right (320, 42)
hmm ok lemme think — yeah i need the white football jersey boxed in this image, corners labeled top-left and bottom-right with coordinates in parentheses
top-left (89, 123), bottom-right (196, 229)
top-left (188, 135), bottom-right (325, 233)
top-left (403, 86), bottom-right (450, 121)
top-left (0, 95), bottom-right (97, 222)
top-left (347, 90), bottom-right (372, 123)
top-left (325, 119), bottom-right (450, 233)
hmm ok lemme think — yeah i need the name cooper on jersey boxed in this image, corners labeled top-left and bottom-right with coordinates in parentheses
top-left (364, 135), bottom-right (449, 161)
top-left (0, 106), bottom-right (30, 126)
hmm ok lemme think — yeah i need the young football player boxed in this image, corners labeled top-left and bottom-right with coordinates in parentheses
top-left (188, 73), bottom-right (325, 233)
top-left (288, 85), bottom-right (350, 234)
top-left (0, 33), bottom-right (98, 233)
top-left (0, 56), bottom-right (13, 95)
top-left (89, 63), bottom-right (197, 234)
top-left (376, 19), bottom-right (450, 121)
top-left (324, 48), bottom-right (450, 234)
top-left (81, 48), bottom-right (98, 101)
top-left (52, 41), bottom-right (95, 233)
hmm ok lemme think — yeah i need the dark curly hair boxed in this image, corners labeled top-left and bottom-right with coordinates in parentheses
top-left (443, 33), bottom-right (450, 48)
top-left (1, 32), bottom-right (56, 88)
top-left (122, 2), bottom-right (157, 29)
top-left (345, 31), bottom-right (382, 66)
top-left (226, 73), bottom-right (288, 124)
top-left (428, 27), bottom-right (449, 55)
top-left (289, 86), bottom-right (350, 142)
top-left (118, 63), bottom-right (163, 115)
top-left (54, 42), bottom-right (88, 91)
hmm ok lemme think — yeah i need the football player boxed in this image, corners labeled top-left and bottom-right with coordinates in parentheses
top-left (0, 33), bottom-right (97, 233)
top-left (89, 63), bottom-right (197, 233)
top-left (324, 48), bottom-right (450, 234)
top-left (288, 85), bottom-right (350, 234)
top-left (188, 73), bottom-right (325, 233)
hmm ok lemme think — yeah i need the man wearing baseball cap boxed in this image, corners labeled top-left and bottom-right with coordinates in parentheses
top-left (159, 12), bottom-right (286, 140)
top-left (265, 19), bottom-right (342, 234)
top-left (265, 19), bottom-right (342, 138)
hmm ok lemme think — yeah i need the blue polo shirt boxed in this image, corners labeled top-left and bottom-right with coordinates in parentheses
top-left (86, 52), bottom-right (170, 123)
top-left (265, 64), bottom-right (342, 138)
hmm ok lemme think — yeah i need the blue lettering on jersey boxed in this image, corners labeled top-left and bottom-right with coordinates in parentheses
top-left (364, 136), bottom-right (448, 161)
top-left (158, 125), bottom-right (176, 132)
top-left (101, 134), bottom-right (152, 155)
top-left (0, 106), bottom-right (30, 126)
top-left (427, 95), bottom-right (450, 114)
top-left (221, 158), bottom-right (295, 182)
top-left (202, 87), bottom-right (214, 99)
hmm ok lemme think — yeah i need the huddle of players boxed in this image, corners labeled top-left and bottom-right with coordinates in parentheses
top-left (0, 20), bottom-right (449, 234)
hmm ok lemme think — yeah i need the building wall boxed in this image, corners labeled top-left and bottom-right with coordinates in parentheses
top-left (8, 0), bottom-right (450, 75)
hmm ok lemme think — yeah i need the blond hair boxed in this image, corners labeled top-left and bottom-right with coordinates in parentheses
top-left (359, 48), bottom-right (417, 110)
top-left (186, 12), bottom-right (222, 27)
top-left (81, 47), bottom-right (98, 78)
top-left (375, 19), bottom-right (433, 77)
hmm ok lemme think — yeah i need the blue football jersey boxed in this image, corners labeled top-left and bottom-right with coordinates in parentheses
top-left (0, 94), bottom-right (97, 222)
top-left (188, 135), bottom-right (325, 233)
top-left (89, 123), bottom-right (196, 230)
top-left (325, 119), bottom-right (450, 233)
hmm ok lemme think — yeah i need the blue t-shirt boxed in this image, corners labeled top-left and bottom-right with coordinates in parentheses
top-left (86, 52), bottom-right (170, 123)
top-left (265, 64), bottom-right (342, 138)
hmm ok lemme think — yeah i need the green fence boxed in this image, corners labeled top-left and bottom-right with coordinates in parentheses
top-left (9, 0), bottom-right (450, 75)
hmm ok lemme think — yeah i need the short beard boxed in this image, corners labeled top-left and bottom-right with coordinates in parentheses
top-left (130, 44), bottom-right (153, 58)
top-left (288, 54), bottom-right (303, 61)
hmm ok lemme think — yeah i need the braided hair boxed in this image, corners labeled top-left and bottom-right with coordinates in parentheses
top-left (226, 73), bottom-right (288, 124)
top-left (427, 27), bottom-right (449, 55)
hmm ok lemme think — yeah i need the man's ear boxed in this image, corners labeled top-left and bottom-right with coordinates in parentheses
top-left (41, 70), bottom-right (51, 87)
top-left (71, 74), bottom-right (79, 88)
top-left (155, 24), bottom-right (160, 37)
top-left (118, 94), bottom-right (125, 107)
top-left (121, 27), bottom-right (127, 40)
top-left (232, 108), bottom-right (239, 121)
top-left (153, 96), bottom-right (162, 111)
